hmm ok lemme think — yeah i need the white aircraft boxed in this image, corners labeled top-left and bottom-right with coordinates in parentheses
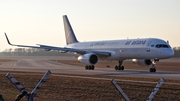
top-left (4, 15), bottom-right (174, 72)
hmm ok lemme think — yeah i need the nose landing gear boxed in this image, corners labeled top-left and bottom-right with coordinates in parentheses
top-left (149, 59), bottom-right (159, 72)
top-left (150, 64), bottom-right (156, 72)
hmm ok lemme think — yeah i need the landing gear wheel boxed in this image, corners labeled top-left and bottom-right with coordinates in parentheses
top-left (121, 66), bottom-right (124, 70)
top-left (118, 66), bottom-right (121, 70)
top-left (115, 66), bottom-right (118, 70)
top-left (150, 68), bottom-right (153, 72)
top-left (85, 65), bottom-right (88, 70)
top-left (154, 68), bottom-right (156, 72)
top-left (150, 68), bottom-right (156, 72)
top-left (85, 65), bottom-right (95, 70)
top-left (89, 65), bottom-right (92, 70)
top-left (91, 65), bottom-right (94, 70)
top-left (114, 65), bottom-right (124, 70)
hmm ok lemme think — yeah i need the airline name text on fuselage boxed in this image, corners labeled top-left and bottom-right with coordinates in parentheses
top-left (125, 40), bottom-right (146, 45)
top-left (90, 40), bottom-right (147, 46)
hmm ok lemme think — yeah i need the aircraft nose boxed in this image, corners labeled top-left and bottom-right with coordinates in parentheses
top-left (166, 49), bottom-right (174, 58)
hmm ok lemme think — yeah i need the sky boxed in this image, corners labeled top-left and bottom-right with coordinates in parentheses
top-left (0, 0), bottom-right (180, 51)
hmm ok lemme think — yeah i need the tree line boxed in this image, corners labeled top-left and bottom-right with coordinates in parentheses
top-left (0, 48), bottom-right (73, 56)
top-left (0, 47), bottom-right (180, 58)
top-left (173, 47), bottom-right (180, 58)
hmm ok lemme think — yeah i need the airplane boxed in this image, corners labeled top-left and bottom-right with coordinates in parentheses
top-left (4, 15), bottom-right (174, 72)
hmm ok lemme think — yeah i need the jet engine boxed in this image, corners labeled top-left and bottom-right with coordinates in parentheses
top-left (78, 53), bottom-right (98, 65)
top-left (132, 59), bottom-right (152, 67)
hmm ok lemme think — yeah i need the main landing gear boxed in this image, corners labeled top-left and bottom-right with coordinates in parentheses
top-left (85, 65), bottom-right (95, 70)
top-left (115, 60), bottom-right (124, 70)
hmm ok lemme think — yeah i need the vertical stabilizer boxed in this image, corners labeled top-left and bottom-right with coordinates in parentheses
top-left (63, 15), bottom-right (78, 45)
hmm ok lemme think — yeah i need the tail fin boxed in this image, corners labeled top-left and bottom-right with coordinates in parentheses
top-left (63, 15), bottom-right (78, 45)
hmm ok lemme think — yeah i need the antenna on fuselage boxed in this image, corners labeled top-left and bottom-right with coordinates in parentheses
top-left (167, 40), bottom-right (169, 44)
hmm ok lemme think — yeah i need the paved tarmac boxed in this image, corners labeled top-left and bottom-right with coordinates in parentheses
top-left (0, 56), bottom-right (180, 80)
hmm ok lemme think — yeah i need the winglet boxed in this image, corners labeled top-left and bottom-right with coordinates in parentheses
top-left (4, 33), bottom-right (40, 48)
top-left (4, 32), bottom-right (13, 45)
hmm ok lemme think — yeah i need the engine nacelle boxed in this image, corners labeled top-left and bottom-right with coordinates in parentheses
top-left (78, 53), bottom-right (98, 65)
top-left (132, 59), bottom-right (152, 67)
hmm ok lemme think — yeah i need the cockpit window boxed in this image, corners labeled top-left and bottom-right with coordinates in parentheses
top-left (155, 44), bottom-right (170, 48)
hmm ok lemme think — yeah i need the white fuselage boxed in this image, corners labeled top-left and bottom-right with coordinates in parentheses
top-left (65, 38), bottom-right (174, 60)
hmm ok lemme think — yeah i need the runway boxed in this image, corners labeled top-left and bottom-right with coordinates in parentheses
top-left (0, 56), bottom-right (180, 80)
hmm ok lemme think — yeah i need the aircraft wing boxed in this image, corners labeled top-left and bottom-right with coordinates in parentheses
top-left (38, 44), bottom-right (111, 56)
top-left (4, 33), bottom-right (111, 56)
